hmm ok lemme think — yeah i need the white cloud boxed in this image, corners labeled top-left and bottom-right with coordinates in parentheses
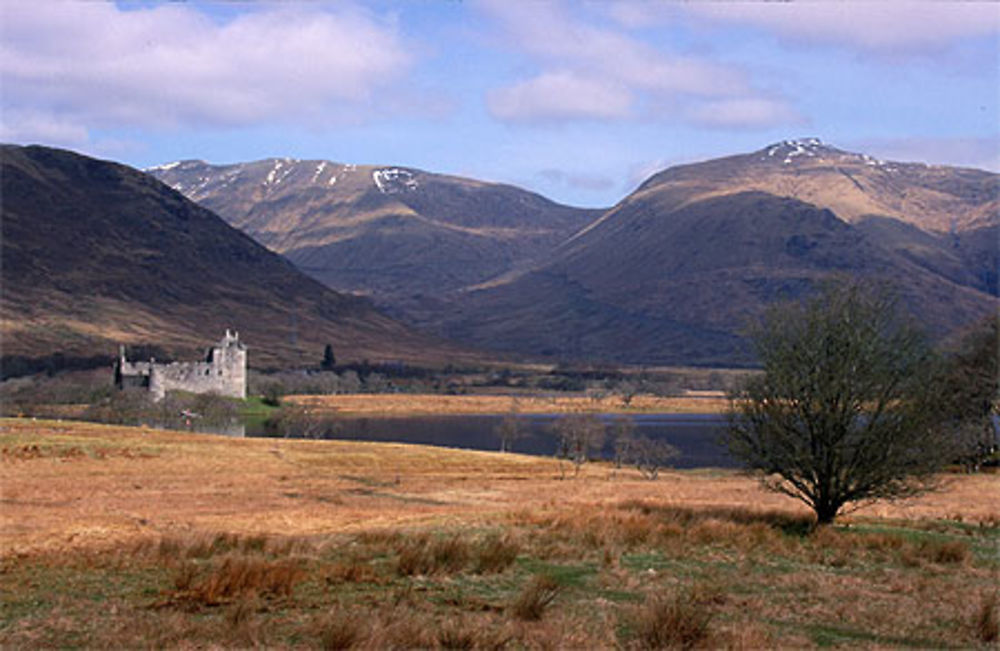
top-left (0, 2), bottom-right (414, 141)
top-left (688, 97), bottom-right (805, 130)
top-left (685, 2), bottom-right (1000, 53)
top-left (488, 72), bottom-right (631, 122)
top-left (478, 0), bottom-right (798, 128)
top-left (538, 168), bottom-right (616, 192)
top-left (482, 1), bottom-right (748, 97)
top-left (0, 110), bottom-right (89, 146)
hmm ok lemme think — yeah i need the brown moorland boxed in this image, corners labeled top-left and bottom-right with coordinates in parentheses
top-left (2, 418), bottom-right (998, 648)
top-left (287, 392), bottom-right (728, 416)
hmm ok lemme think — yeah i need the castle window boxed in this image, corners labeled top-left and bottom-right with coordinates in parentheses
top-left (205, 369), bottom-right (210, 376)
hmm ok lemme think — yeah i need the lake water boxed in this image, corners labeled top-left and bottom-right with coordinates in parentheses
top-left (252, 413), bottom-right (735, 469)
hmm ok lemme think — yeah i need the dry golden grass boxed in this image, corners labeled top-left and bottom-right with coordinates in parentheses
top-left (2, 417), bottom-right (998, 558)
top-left (3, 417), bottom-right (999, 649)
top-left (287, 392), bottom-right (727, 415)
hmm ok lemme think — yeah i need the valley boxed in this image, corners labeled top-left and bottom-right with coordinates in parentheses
top-left (5, 5), bottom-right (998, 649)
top-left (149, 157), bottom-right (600, 320)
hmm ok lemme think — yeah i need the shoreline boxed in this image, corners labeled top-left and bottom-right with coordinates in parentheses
top-left (287, 393), bottom-right (728, 416)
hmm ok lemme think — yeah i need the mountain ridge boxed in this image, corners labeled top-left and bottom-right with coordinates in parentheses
top-left (420, 189), bottom-right (996, 365)
top-left (135, 140), bottom-right (1000, 365)
top-left (149, 157), bottom-right (602, 315)
top-left (632, 138), bottom-right (998, 233)
top-left (1, 144), bottom-right (475, 367)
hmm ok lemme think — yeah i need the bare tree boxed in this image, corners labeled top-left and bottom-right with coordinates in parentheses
top-left (610, 415), bottom-right (636, 475)
top-left (937, 317), bottom-right (999, 472)
top-left (616, 380), bottom-right (639, 408)
top-left (585, 382), bottom-right (609, 405)
top-left (551, 413), bottom-right (606, 478)
top-left (726, 282), bottom-right (946, 525)
top-left (268, 404), bottom-right (329, 439)
top-left (495, 410), bottom-right (527, 453)
top-left (631, 436), bottom-right (679, 480)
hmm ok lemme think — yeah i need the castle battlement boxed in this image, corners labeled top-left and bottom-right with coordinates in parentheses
top-left (115, 330), bottom-right (247, 401)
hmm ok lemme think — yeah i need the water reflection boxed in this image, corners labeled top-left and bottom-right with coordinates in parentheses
top-left (147, 419), bottom-right (246, 437)
top-left (253, 413), bottom-right (734, 469)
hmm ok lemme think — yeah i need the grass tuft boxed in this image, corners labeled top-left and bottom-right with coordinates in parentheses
top-left (510, 573), bottom-right (562, 621)
top-left (317, 607), bottom-right (365, 650)
top-left (435, 615), bottom-right (513, 650)
top-left (625, 588), bottom-right (714, 650)
top-left (324, 559), bottom-right (380, 585)
top-left (974, 592), bottom-right (999, 644)
top-left (170, 554), bottom-right (304, 607)
top-left (900, 538), bottom-right (970, 566)
top-left (396, 534), bottom-right (470, 576)
top-left (473, 534), bottom-right (520, 574)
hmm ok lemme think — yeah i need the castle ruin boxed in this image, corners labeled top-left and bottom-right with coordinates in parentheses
top-left (114, 330), bottom-right (247, 401)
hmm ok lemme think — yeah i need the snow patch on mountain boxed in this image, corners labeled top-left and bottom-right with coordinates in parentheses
top-left (373, 168), bottom-right (418, 194)
top-left (312, 161), bottom-right (327, 184)
top-left (263, 159), bottom-right (294, 188)
top-left (759, 139), bottom-right (900, 172)
top-left (762, 138), bottom-right (827, 164)
top-left (147, 161), bottom-right (181, 172)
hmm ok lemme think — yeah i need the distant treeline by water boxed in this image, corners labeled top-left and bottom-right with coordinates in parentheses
top-left (257, 413), bottom-right (735, 469)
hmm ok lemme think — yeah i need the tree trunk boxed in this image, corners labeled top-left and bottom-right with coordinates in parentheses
top-left (814, 502), bottom-right (839, 526)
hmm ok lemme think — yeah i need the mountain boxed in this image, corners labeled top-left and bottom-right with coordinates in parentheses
top-left (627, 138), bottom-right (998, 297)
top-left (0, 145), bottom-right (471, 368)
top-left (636, 138), bottom-right (997, 232)
top-left (148, 158), bottom-right (600, 318)
top-left (148, 140), bottom-right (997, 367)
top-left (417, 140), bottom-right (998, 365)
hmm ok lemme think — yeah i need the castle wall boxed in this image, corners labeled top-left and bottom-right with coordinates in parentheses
top-left (149, 361), bottom-right (243, 401)
top-left (120, 331), bottom-right (247, 402)
top-left (116, 360), bottom-right (152, 389)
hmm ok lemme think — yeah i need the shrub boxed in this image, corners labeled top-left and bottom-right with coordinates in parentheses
top-left (324, 560), bottom-right (379, 585)
top-left (318, 607), bottom-right (365, 650)
top-left (261, 382), bottom-right (285, 407)
top-left (974, 592), bottom-right (999, 644)
top-left (473, 534), bottom-right (520, 574)
top-left (626, 590), bottom-right (713, 650)
top-left (919, 539), bottom-right (969, 565)
top-left (171, 554), bottom-right (304, 606)
top-left (510, 573), bottom-right (562, 621)
top-left (395, 534), bottom-right (470, 576)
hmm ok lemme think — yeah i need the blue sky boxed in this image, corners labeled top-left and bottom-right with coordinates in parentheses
top-left (2, 1), bottom-right (998, 207)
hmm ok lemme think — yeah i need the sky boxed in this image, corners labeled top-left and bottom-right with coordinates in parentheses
top-left (2, 0), bottom-right (998, 208)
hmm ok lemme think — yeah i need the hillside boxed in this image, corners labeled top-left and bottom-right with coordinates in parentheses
top-left (0, 145), bottom-right (471, 368)
top-left (635, 139), bottom-right (998, 232)
top-left (148, 158), bottom-right (600, 317)
top-left (419, 141), bottom-right (998, 365)
top-left (147, 140), bottom-right (998, 366)
top-left (626, 138), bottom-right (999, 297)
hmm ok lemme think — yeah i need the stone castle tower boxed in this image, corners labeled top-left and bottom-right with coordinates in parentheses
top-left (115, 330), bottom-right (247, 401)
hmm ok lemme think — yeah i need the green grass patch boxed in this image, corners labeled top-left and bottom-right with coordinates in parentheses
top-left (804, 621), bottom-right (946, 648)
top-left (514, 558), bottom-right (598, 589)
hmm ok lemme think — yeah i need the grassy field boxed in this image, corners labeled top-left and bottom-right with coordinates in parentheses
top-left (287, 393), bottom-right (728, 416)
top-left (2, 417), bottom-right (998, 648)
